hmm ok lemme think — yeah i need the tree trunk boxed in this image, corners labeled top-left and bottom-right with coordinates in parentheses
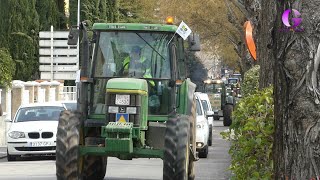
top-left (257, 0), bottom-right (275, 89)
top-left (273, 0), bottom-right (320, 179)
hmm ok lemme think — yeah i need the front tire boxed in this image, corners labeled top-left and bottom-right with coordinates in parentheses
top-left (7, 150), bottom-right (18, 161)
top-left (56, 111), bottom-right (81, 180)
top-left (56, 111), bottom-right (107, 180)
top-left (198, 145), bottom-right (208, 158)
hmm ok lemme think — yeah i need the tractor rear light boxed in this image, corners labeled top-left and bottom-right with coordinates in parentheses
top-left (126, 107), bottom-right (137, 114)
top-left (108, 106), bottom-right (118, 113)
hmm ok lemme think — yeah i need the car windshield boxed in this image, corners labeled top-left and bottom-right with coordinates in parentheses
top-left (15, 106), bottom-right (65, 122)
top-left (94, 31), bottom-right (171, 79)
top-left (196, 99), bottom-right (203, 116)
top-left (63, 102), bottom-right (77, 111)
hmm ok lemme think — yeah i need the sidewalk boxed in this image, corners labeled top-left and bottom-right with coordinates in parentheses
top-left (0, 146), bottom-right (7, 159)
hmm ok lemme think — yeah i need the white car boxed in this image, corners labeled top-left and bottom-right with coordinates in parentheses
top-left (195, 92), bottom-right (214, 146)
top-left (195, 93), bottom-right (210, 158)
top-left (6, 102), bottom-right (66, 161)
top-left (58, 100), bottom-right (77, 111)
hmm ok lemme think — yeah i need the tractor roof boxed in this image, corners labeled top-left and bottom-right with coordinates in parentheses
top-left (204, 79), bottom-right (224, 84)
top-left (93, 23), bottom-right (178, 32)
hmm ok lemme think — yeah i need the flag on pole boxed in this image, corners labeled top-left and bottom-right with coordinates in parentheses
top-left (176, 21), bottom-right (192, 40)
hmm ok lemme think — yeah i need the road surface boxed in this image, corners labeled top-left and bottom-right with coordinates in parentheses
top-left (0, 120), bottom-right (231, 180)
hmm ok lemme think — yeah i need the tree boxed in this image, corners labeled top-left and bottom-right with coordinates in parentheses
top-left (271, 1), bottom-right (320, 178)
top-left (155, 0), bottom-right (248, 73)
top-left (36, 0), bottom-right (60, 31)
top-left (0, 48), bottom-right (15, 87)
top-left (0, 0), bottom-right (39, 81)
top-left (237, 0), bottom-right (320, 178)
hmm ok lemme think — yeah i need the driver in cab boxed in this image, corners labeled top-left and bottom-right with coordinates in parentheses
top-left (122, 46), bottom-right (155, 86)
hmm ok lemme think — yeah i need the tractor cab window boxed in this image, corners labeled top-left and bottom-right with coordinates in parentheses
top-left (95, 32), bottom-right (171, 80)
top-left (204, 83), bottom-right (223, 94)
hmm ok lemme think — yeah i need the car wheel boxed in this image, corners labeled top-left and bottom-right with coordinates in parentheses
top-left (7, 150), bottom-right (18, 161)
top-left (208, 125), bottom-right (212, 146)
top-left (198, 145), bottom-right (208, 158)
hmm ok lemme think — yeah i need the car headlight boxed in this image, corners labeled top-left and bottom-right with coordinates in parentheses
top-left (8, 131), bottom-right (25, 139)
top-left (115, 94), bottom-right (130, 105)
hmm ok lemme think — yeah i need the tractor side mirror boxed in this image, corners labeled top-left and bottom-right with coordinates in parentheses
top-left (67, 28), bottom-right (80, 45)
top-left (188, 33), bottom-right (201, 51)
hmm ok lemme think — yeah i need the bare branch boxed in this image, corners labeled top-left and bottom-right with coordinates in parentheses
top-left (229, 0), bottom-right (251, 19)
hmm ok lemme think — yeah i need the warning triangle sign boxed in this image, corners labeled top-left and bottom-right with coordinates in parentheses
top-left (118, 115), bottom-right (127, 123)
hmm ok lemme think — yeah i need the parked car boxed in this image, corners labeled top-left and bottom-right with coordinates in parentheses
top-left (195, 92), bottom-right (214, 146)
top-left (6, 102), bottom-right (66, 161)
top-left (195, 93), bottom-right (210, 158)
top-left (59, 100), bottom-right (77, 111)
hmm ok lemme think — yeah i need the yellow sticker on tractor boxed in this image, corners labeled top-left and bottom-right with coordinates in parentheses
top-left (116, 113), bottom-right (129, 123)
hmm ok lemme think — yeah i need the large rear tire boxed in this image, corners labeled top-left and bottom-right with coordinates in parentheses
top-left (163, 115), bottom-right (194, 180)
top-left (223, 104), bottom-right (233, 126)
top-left (56, 111), bottom-right (107, 180)
top-left (175, 116), bottom-right (191, 180)
top-left (83, 155), bottom-right (107, 180)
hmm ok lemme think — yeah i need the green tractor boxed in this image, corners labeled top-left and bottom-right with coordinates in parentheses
top-left (202, 79), bottom-right (235, 126)
top-left (56, 21), bottom-right (200, 180)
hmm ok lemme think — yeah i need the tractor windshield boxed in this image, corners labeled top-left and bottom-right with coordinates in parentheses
top-left (204, 83), bottom-right (223, 94)
top-left (94, 31), bottom-right (171, 79)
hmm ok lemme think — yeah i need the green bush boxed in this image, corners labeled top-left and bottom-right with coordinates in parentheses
top-left (221, 86), bottom-right (274, 179)
top-left (241, 65), bottom-right (260, 97)
top-left (0, 48), bottom-right (15, 87)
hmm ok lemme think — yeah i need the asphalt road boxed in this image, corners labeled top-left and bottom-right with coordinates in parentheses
top-left (0, 120), bottom-right (231, 180)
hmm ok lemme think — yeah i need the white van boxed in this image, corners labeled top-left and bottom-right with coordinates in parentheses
top-left (195, 92), bottom-right (213, 146)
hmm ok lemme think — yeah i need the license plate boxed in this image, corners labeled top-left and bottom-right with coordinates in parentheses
top-left (115, 94), bottom-right (130, 105)
top-left (29, 141), bottom-right (54, 147)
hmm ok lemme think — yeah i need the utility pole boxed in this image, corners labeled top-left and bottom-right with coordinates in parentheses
top-left (77, 0), bottom-right (80, 69)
